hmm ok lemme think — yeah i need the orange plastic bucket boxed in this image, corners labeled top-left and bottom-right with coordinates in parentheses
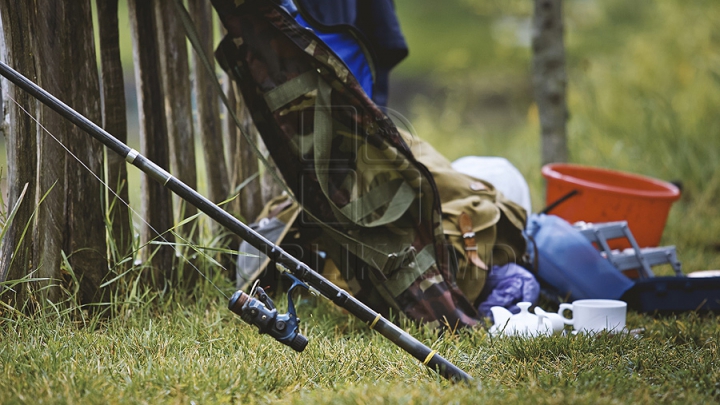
top-left (542, 163), bottom-right (681, 248)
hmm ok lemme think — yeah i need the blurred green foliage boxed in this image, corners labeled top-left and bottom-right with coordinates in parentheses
top-left (393, 0), bottom-right (720, 272)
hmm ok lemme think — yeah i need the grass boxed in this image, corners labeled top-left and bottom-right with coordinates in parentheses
top-left (2, 0), bottom-right (720, 403)
top-left (2, 286), bottom-right (719, 404)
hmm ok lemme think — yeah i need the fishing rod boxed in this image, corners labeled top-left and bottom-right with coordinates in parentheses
top-left (0, 61), bottom-right (473, 383)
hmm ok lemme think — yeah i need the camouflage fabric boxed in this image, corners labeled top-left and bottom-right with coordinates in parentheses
top-left (211, 0), bottom-right (523, 329)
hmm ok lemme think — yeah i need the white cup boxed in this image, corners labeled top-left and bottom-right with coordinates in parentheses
top-left (559, 299), bottom-right (627, 334)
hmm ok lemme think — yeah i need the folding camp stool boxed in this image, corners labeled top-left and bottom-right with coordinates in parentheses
top-left (573, 221), bottom-right (683, 279)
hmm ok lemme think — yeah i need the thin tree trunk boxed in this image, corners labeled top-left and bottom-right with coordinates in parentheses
top-left (223, 74), bottom-right (241, 218)
top-left (97, 0), bottom-right (133, 269)
top-left (259, 139), bottom-right (284, 208)
top-left (532, 0), bottom-right (568, 165)
top-left (128, 0), bottom-right (175, 284)
top-left (0, 2), bottom-right (37, 306)
top-left (233, 85), bottom-right (263, 222)
top-left (188, 0), bottom-right (229, 206)
top-left (1, 1), bottom-right (109, 306)
top-left (155, 0), bottom-right (198, 239)
top-left (64, 0), bottom-right (109, 304)
top-left (32, 1), bottom-right (70, 305)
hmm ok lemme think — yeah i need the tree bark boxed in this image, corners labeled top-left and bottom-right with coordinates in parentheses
top-left (188, 0), bottom-right (229, 206)
top-left (30, 1), bottom-right (71, 305)
top-left (97, 0), bottom-right (133, 268)
top-left (128, 0), bottom-right (175, 284)
top-left (232, 83), bottom-right (263, 222)
top-left (532, 0), bottom-right (568, 165)
top-left (155, 0), bottom-right (198, 239)
top-left (1, 1), bottom-right (109, 306)
top-left (259, 140), bottom-right (284, 208)
top-left (0, 2), bottom-right (38, 305)
top-left (223, 74), bottom-right (241, 217)
top-left (63, 0), bottom-right (109, 304)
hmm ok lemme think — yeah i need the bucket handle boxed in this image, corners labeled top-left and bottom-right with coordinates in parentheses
top-left (541, 189), bottom-right (580, 215)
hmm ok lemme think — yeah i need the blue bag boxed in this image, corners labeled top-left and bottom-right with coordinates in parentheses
top-left (525, 214), bottom-right (635, 301)
top-left (622, 277), bottom-right (720, 314)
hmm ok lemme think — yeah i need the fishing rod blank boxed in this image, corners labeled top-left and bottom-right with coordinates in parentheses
top-left (0, 60), bottom-right (473, 383)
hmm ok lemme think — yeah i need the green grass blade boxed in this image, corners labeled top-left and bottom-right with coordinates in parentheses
top-left (0, 182), bottom-right (29, 244)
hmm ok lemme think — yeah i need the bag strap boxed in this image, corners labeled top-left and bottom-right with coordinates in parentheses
top-left (263, 70), bottom-right (416, 228)
top-left (381, 244), bottom-right (437, 297)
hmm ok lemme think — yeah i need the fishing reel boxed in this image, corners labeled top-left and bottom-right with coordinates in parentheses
top-left (228, 273), bottom-right (309, 352)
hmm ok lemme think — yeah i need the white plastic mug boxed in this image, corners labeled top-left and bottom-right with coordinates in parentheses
top-left (559, 299), bottom-right (627, 334)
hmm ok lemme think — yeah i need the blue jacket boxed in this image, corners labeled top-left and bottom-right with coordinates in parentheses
top-left (280, 0), bottom-right (408, 107)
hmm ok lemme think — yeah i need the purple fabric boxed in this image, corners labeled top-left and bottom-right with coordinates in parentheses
top-left (477, 263), bottom-right (540, 318)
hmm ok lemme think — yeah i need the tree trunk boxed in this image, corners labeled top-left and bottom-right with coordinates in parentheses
top-left (188, 0), bottom-right (229, 206)
top-left (1, 0), bottom-right (109, 306)
top-left (97, 0), bottom-right (133, 269)
top-left (155, 0), bottom-right (198, 239)
top-left (259, 140), bottom-right (284, 208)
top-left (223, 74), bottom-right (241, 218)
top-left (532, 0), bottom-right (568, 166)
top-left (63, 0), bottom-right (109, 304)
top-left (32, 1), bottom-right (72, 305)
top-left (0, 2), bottom-right (38, 306)
top-left (128, 0), bottom-right (175, 284)
top-left (232, 84), bottom-right (263, 222)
